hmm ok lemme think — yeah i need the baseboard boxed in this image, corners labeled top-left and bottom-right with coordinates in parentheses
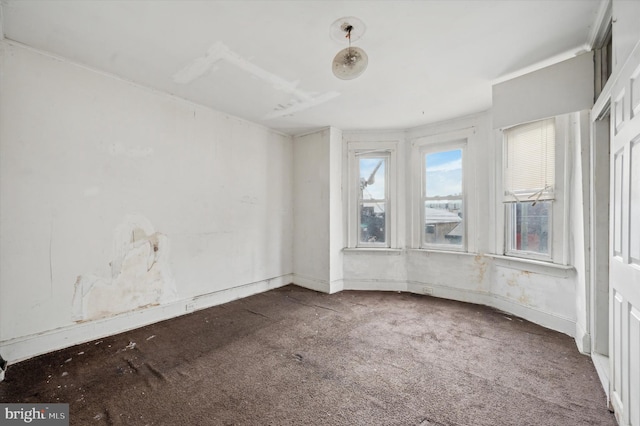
top-left (292, 274), bottom-right (330, 293)
top-left (0, 274), bottom-right (292, 365)
top-left (481, 294), bottom-right (575, 337)
top-left (591, 352), bottom-right (610, 401)
top-left (344, 279), bottom-right (576, 337)
top-left (3, 274), bottom-right (578, 364)
top-left (343, 279), bottom-right (407, 292)
top-left (407, 281), bottom-right (492, 305)
top-left (574, 321), bottom-right (591, 354)
top-left (328, 279), bottom-right (345, 294)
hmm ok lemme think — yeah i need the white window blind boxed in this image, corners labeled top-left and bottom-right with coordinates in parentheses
top-left (503, 118), bottom-right (555, 202)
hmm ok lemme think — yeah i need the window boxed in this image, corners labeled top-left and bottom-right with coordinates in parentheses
top-left (594, 19), bottom-right (612, 99)
top-left (358, 155), bottom-right (388, 246)
top-left (507, 200), bottom-right (551, 255)
top-left (347, 141), bottom-right (398, 249)
top-left (422, 148), bottom-right (464, 248)
top-left (503, 118), bottom-right (555, 259)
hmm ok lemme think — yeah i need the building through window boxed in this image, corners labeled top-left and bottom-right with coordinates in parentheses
top-left (422, 148), bottom-right (464, 248)
top-left (358, 155), bottom-right (388, 246)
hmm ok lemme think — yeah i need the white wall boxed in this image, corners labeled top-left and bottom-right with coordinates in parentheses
top-left (328, 127), bottom-right (344, 292)
top-left (492, 52), bottom-right (594, 130)
top-left (0, 41), bottom-right (293, 362)
top-left (612, 0), bottom-right (640, 74)
top-left (292, 130), bottom-right (330, 292)
top-left (568, 111), bottom-right (592, 353)
top-left (292, 127), bottom-right (344, 294)
top-left (490, 259), bottom-right (576, 335)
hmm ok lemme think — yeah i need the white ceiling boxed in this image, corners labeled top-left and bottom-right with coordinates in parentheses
top-left (1, 0), bottom-right (604, 135)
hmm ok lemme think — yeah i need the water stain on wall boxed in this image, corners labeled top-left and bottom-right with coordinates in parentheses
top-left (473, 255), bottom-right (487, 285)
top-left (504, 270), bottom-right (536, 307)
top-left (72, 215), bottom-right (177, 321)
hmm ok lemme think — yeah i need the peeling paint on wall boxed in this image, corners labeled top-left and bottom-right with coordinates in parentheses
top-left (72, 215), bottom-right (177, 321)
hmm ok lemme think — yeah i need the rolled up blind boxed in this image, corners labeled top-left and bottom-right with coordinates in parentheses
top-left (504, 118), bottom-right (555, 203)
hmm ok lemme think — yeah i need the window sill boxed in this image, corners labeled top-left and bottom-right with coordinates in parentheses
top-left (343, 248), bottom-right (403, 255)
top-left (406, 248), bottom-right (475, 257)
top-left (486, 254), bottom-right (574, 278)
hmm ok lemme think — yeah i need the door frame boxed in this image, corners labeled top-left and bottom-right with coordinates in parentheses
top-left (590, 98), bottom-right (612, 404)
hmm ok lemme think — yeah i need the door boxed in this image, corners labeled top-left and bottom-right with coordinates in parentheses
top-left (610, 42), bottom-right (640, 426)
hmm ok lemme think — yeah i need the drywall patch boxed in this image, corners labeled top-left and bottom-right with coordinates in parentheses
top-left (72, 215), bottom-right (177, 321)
top-left (172, 41), bottom-right (340, 119)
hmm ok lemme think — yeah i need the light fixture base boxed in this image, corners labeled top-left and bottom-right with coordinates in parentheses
top-left (330, 16), bottom-right (366, 43)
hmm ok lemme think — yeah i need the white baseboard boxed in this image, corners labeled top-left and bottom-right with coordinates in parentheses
top-left (344, 279), bottom-right (407, 292)
top-left (344, 279), bottom-right (576, 338)
top-left (292, 274), bottom-right (330, 293)
top-left (591, 352), bottom-right (610, 401)
top-left (0, 274), bottom-right (292, 365)
top-left (490, 294), bottom-right (575, 337)
top-left (328, 279), bottom-right (345, 294)
top-left (2, 273), bottom-right (578, 365)
top-left (574, 321), bottom-right (592, 354)
top-left (407, 281), bottom-right (491, 304)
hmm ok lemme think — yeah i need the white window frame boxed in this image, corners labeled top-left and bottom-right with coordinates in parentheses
top-left (411, 129), bottom-right (473, 252)
top-left (498, 114), bottom-right (570, 264)
top-left (357, 152), bottom-right (390, 247)
top-left (505, 200), bottom-right (554, 261)
top-left (347, 141), bottom-right (398, 249)
top-left (420, 143), bottom-right (466, 251)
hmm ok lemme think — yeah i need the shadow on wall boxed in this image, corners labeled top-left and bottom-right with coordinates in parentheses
top-left (71, 214), bottom-right (177, 321)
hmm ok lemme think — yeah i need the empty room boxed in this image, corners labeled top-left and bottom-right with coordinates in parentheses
top-left (1, 1), bottom-right (639, 425)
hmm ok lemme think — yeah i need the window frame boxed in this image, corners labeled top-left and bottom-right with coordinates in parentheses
top-left (499, 115), bottom-right (570, 264)
top-left (347, 141), bottom-right (399, 249)
top-left (410, 128), bottom-right (473, 252)
top-left (420, 143), bottom-right (466, 251)
top-left (505, 200), bottom-right (553, 261)
top-left (357, 153), bottom-right (390, 248)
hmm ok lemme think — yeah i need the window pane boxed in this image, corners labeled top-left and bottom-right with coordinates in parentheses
top-left (425, 150), bottom-right (462, 197)
top-left (360, 158), bottom-right (385, 200)
top-left (511, 201), bottom-right (550, 254)
top-left (424, 200), bottom-right (463, 245)
top-left (360, 202), bottom-right (385, 243)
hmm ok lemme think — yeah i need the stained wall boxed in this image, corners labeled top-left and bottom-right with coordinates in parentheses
top-left (0, 42), bottom-right (293, 361)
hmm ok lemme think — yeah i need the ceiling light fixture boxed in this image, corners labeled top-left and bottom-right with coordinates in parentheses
top-left (331, 17), bottom-right (368, 80)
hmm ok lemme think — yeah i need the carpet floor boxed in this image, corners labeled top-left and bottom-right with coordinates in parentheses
top-left (1, 285), bottom-right (616, 425)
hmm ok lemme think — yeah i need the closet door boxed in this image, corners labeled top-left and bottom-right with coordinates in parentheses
top-left (610, 42), bottom-right (640, 426)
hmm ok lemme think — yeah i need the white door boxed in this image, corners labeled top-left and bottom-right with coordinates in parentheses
top-left (610, 41), bottom-right (640, 426)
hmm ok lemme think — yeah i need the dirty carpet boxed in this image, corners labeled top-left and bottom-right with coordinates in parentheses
top-left (1, 285), bottom-right (615, 425)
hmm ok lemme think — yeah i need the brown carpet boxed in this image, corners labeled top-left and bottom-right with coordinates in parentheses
top-left (1, 285), bottom-right (615, 425)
